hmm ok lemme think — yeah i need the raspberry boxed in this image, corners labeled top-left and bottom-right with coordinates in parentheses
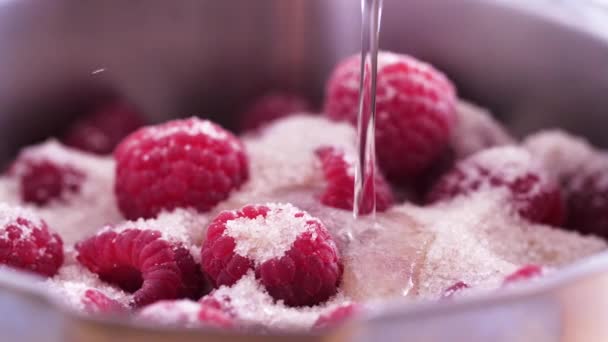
top-left (201, 203), bottom-right (342, 307)
top-left (138, 299), bottom-right (233, 328)
top-left (313, 303), bottom-right (359, 329)
top-left (239, 92), bottom-right (312, 132)
top-left (9, 155), bottom-right (84, 206)
top-left (63, 102), bottom-right (146, 155)
top-left (564, 157), bottom-right (608, 237)
top-left (324, 51), bottom-right (457, 181)
top-left (315, 146), bottom-right (394, 215)
top-left (82, 289), bottom-right (127, 314)
top-left (0, 204), bottom-right (63, 277)
top-left (503, 265), bottom-right (543, 284)
top-left (441, 281), bottom-right (470, 299)
top-left (426, 146), bottom-right (565, 226)
top-left (198, 296), bottom-right (234, 328)
top-left (76, 227), bottom-right (204, 308)
top-left (114, 117), bottom-right (249, 219)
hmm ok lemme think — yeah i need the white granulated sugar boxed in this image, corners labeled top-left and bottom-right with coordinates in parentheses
top-left (0, 140), bottom-right (122, 245)
top-left (210, 271), bottom-right (348, 331)
top-left (240, 115), bottom-right (356, 197)
top-left (224, 203), bottom-right (315, 264)
top-left (0, 203), bottom-right (44, 240)
top-left (137, 300), bottom-right (202, 328)
top-left (113, 208), bottom-right (207, 246)
top-left (400, 192), bottom-right (606, 299)
top-left (145, 118), bottom-right (228, 142)
top-left (451, 100), bottom-right (515, 158)
top-left (524, 129), bottom-right (596, 181)
top-left (46, 264), bottom-right (130, 312)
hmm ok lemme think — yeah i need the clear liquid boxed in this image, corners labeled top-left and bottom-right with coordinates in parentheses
top-left (353, 0), bottom-right (383, 219)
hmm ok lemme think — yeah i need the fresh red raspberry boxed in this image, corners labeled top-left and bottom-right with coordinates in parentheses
top-left (239, 92), bottom-right (313, 132)
top-left (114, 117), bottom-right (249, 219)
top-left (324, 51), bottom-right (457, 181)
top-left (313, 303), bottom-right (360, 330)
top-left (198, 296), bottom-right (234, 328)
top-left (563, 157), bottom-right (608, 237)
top-left (503, 265), bottom-right (543, 284)
top-left (76, 227), bottom-right (204, 308)
top-left (82, 289), bottom-right (127, 314)
top-left (441, 281), bottom-right (470, 299)
top-left (315, 146), bottom-right (394, 215)
top-left (201, 203), bottom-right (342, 307)
top-left (9, 155), bottom-right (84, 206)
top-left (0, 205), bottom-right (63, 277)
top-left (63, 102), bottom-right (146, 155)
top-left (426, 146), bottom-right (565, 226)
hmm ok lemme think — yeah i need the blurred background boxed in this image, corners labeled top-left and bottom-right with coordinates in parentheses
top-left (0, 0), bottom-right (607, 161)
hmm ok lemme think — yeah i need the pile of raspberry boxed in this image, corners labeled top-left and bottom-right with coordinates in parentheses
top-left (0, 51), bottom-right (605, 333)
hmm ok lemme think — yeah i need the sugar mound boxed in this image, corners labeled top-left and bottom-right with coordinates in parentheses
top-left (451, 101), bottom-right (515, 158)
top-left (137, 300), bottom-right (202, 328)
top-left (524, 129), bottom-right (596, 181)
top-left (224, 203), bottom-right (316, 264)
top-left (208, 271), bottom-right (348, 331)
top-left (239, 115), bottom-right (356, 198)
top-left (402, 192), bottom-right (606, 299)
top-left (0, 140), bottom-right (122, 245)
top-left (46, 264), bottom-right (130, 312)
top-left (112, 208), bottom-right (208, 246)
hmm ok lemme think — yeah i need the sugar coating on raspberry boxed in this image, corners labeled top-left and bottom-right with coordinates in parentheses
top-left (223, 203), bottom-right (316, 264)
top-left (524, 130), bottom-right (596, 183)
top-left (203, 203), bottom-right (342, 307)
top-left (114, 117), bottom-right (248, 219)
top-left (113, 208), bottom-right (209, 261)
top-left (0, 140), bottom-right (122, 245)
top-left (400, 193), bottom-right (606, 299)
top-left (76, 226), bottom-right (204, 308)
top-left (315, 146), bottom-right (394, 215)
top-left (239, 92), bottom-right (313, 132)
top-left (46, 264), bottom-right (130, 313)
top-left (137, 299), bottom-right (232, 328)
top-left (206, 271), bottom-right (348, 331)
top-left (238, 116), bottom-right (357, 197)
top-left (324, 51), bottom-right (457, 180)
top-left (450, 100), bottom-right (514, 158)
top-left (0, 203), bottom-right (63, 277)
top-left (427, 146), bottom-right (564, 226)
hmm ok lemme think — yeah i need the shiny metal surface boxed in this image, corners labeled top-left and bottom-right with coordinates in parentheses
top-left (1, 0), bottom-right (608, 341)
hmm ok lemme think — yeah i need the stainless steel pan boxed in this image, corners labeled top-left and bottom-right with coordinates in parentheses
top-left (0, 1), bottom-right (607, 340)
